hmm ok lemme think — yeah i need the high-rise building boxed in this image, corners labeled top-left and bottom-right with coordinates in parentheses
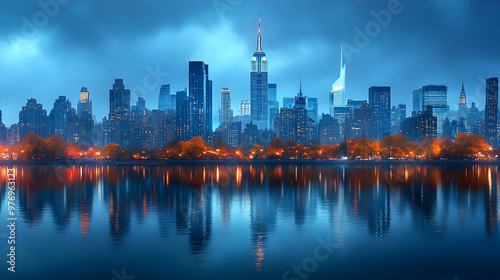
top-left (77, 87), bottom-right (92, 118)
top-left (485, 77), bottom-right (498, 146)
top-left (130, 97), bottom-right (147, 146)
top-left (369, 86), bottom-right (391, 139)
top-left (250, 16), bottom-right (269, 130)
top-left (268, 83), bottom-right (279, 129)
top-left (77, 87), bottom-right (94, 146)
top-left (402, 106), bottom-right (437, 143)
top-left (458, 82), bottom-right (468, 120)
top-left (274, 78), bottom-right (315, 144)
top-left (176, 90), bottom-right (189, 141)
top-left (413, 85), bottom-right (448, 137)
top-left (329, 45), bottom-right (346, 115)
top-left (240, 100), bottom-right (251, 116)
top-left (351, 103), bottom-right (377, 140)
top-left (307, 97), bottom-right (318, 124)
top-left (220, 88), bottom-right (232, 126)
top-left (109, 79), bottom-right (131, 147)
top-left (334, 106), bottom-right (352, 141)
top-left (0, 111), bottom-right (6, 143)
top-left (49, 96), bottom-right (72, 141)
top-left (19, 98), bottom-right (49, 139)
top-left (158, 84), bottom-right (172, 112)
top-left (390, 104), bottom-right (406, 135)
top-left (188, 61), bottom-right (212, 141)
top-left (347, 99), bottom-right (367, 114)
top-left (170, 93), bottom-right (177, 112)
top-left (318, 114), bottom-right (339, 145)
top-left (467, 102), bottom-right (484, 135)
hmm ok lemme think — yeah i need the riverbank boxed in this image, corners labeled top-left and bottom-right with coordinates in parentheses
top-left (1, 159), bottom-right (499, 165)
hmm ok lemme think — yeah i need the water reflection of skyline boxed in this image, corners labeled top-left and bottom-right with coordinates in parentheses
top-left (0, 163), bottom-right (498, 256)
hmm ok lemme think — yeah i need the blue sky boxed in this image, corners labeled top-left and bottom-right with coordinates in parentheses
top-left (1, 0), bottom-right (499, 126)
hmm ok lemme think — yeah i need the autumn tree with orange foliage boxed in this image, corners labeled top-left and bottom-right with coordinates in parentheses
top-left (379, 134), bottom-right (412, 159)
top-left (451, 133), bottom-right (490, 159)
top-left (249, 143), bottom-right (265, 159)
top-left (266, 137), bottom-right (284, 159)
top-left (181, 137), bottom-right (206, 159)
top-left (103, 143), bottom-right (128, 160)
top-left (348, 138), bottom-right (378, 159)
top-left (421, 138), bottom-right (441, 159)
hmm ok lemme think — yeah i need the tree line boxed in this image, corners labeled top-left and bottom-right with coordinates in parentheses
top-left (0, 133), bottom-right (496, 161)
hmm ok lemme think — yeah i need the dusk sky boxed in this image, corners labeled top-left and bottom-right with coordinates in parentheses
top-left (1, 0), bottom-right (499, 126)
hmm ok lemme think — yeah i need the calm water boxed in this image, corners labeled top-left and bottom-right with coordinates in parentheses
top-left (0, 162), bottom-right (499, 280)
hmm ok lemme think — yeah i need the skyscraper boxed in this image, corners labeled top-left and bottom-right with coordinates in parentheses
top-left (240, 100), bottom-right (251, 116)
top-left (49, 96), bottom-right (72, 141)
top-left (188, 61), bottom-right (212, 141)
top-left (0, 111), bottom-right (6, 143)
top-left (268, 83), bottom-right (279, 129)
top-left (413, 85), bottom-right (448, 137)
top-left (485, 77), bottom-right (498, 146)
top-left (369, 86), bottom-right (391, 139)
top-left (19, 98), bottom-right (49, 139)
top-left (390, 104), bottom-right (406, 135)
top-left (458, 82), bottom-right (468, 120)
top-left (76, 87), bottom-right (94, 146)
top-left (176, 90), bottom-right (189, 141)
top-left (158, 84), bottom-right (172, 112)
top-left (329, 45), bottom-right (346, 115)
top-left (77, 87), bottom-right (92, 118)
top-left (220, 88), bottom-right (232, 126)
top-left (109, 79), bottom-right (131, 147)
top-left (250, 16), bottom-right (269, 130)
top-left (307, 97), bottom-right (318, 124)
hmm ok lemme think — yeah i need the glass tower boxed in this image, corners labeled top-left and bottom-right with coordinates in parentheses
top-left (414, 85), bottom-right (448, 137)
top-left (330, 45), bottom-right (346, 115)
top-left (369, 86), bottom-right (391, 139)
top-left (158, 84), bottom-right (171, 112)
top-left (188, 61), bottom-right (212, 141)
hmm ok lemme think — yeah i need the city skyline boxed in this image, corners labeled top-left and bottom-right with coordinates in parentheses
top-left (2, 1), bottom-right (500, 126)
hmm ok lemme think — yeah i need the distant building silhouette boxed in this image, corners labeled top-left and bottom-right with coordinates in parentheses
top-left (109, 79), bottom-right (131, 147)
top-left (176, 89), bottom-right (189, 141)
top-left (390, 104), bottom-right (406, 135)
top-left (158, 84), bottom-right (172, 112)
top-left (318, 113), bottom-right (339, 145)
top-left (485, 77), bottom-right (498, 146)
top-left (413, 85), bottom-right (448, 137)
top-left (19, 98), bottom-right (49, 139)
top-left (369, 86), bottom-right (391, 139)
top-left (49, 96), bottom-right (72, 141)
top-left (402, 105), bottom-right (437, 142)
top-left (220, 88), bottom-right (232, 126)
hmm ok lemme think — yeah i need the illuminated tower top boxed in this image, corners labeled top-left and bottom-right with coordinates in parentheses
top-left (80, 87), bottom-right (89, 103)
top-left (459, 82), bottom-right (467, 105)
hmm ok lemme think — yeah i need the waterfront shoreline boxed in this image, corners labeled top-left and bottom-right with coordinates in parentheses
top-left (1, 159), bottom-right (499, 165)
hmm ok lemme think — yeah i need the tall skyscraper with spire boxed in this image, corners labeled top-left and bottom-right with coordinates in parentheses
top-left (458, 82), bottom-right (468, 120)
top-left (250, 15), bottom-right (269, 130)
top-left (329, 45), bottom-right (346, 115)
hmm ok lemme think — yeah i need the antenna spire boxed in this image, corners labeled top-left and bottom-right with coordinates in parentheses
top-left (257, 14), bottom-right (262, 51)
top-left (259, 13), bottom-right (261, 35)
top-left (298, 74), bottom-right (303, 97)
top-left (340, 43), bottom-right (343, 72)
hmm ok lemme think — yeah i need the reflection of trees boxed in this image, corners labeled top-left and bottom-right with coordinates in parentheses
top-left (8, 162), bottom-right (500, 253)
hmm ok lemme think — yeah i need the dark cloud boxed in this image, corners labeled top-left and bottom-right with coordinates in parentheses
top-left (1, 0), bottom-right (499, 126)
